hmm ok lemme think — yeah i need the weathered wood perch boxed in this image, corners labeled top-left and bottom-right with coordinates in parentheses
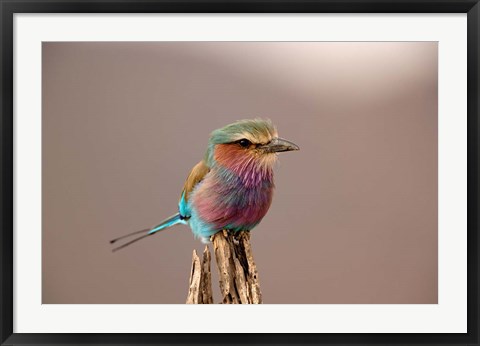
top-left (186, 246), bottom-right (213, 304)
top-left (186, 230), bottom-right (262, 304)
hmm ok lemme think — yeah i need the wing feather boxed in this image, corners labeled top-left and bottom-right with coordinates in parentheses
top-left (181, 160), bottom-right (210, 202)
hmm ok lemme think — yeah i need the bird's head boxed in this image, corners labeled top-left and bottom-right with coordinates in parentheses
top-left (206, 119), bottom-right (299, 177)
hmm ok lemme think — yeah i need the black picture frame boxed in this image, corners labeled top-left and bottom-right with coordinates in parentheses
top-left (1, 1), bottom-right (479, 345)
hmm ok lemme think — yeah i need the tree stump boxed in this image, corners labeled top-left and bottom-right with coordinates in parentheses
top-left (186, 230), bottom-right (262, 304)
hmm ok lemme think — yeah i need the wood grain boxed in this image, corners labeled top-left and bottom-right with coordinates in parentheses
top-left (187, 230), bottom-right (262, 304)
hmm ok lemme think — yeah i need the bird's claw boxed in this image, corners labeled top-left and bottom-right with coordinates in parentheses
top-left (201, 237), bottom-right (212, 244)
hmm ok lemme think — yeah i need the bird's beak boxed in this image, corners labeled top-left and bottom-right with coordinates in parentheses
top-left (260, 137), bottom-right (300, 153)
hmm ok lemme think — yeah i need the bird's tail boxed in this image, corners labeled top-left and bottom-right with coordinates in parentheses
top-left (110, 213), bottom-right (184, 252)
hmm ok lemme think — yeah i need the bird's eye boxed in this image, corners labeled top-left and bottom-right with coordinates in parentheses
top-left (238, 139), bottom-right (251, 148)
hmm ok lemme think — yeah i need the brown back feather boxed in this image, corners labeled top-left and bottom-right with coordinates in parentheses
top-left (181, 160), bottom-right (210, 202)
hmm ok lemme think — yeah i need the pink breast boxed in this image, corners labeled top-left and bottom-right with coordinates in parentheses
top-left (191, 174), bottom-right (274, 230)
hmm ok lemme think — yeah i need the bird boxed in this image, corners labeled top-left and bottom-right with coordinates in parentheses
top-left (110, 118), bottom-right (299, 251)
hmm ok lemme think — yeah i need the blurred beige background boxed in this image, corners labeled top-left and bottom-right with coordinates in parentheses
top-left (42, 42), bottom-right (437, 304)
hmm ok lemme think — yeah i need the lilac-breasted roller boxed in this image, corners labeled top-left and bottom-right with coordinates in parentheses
top-left (110, 119), bottom-right (299, 251)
